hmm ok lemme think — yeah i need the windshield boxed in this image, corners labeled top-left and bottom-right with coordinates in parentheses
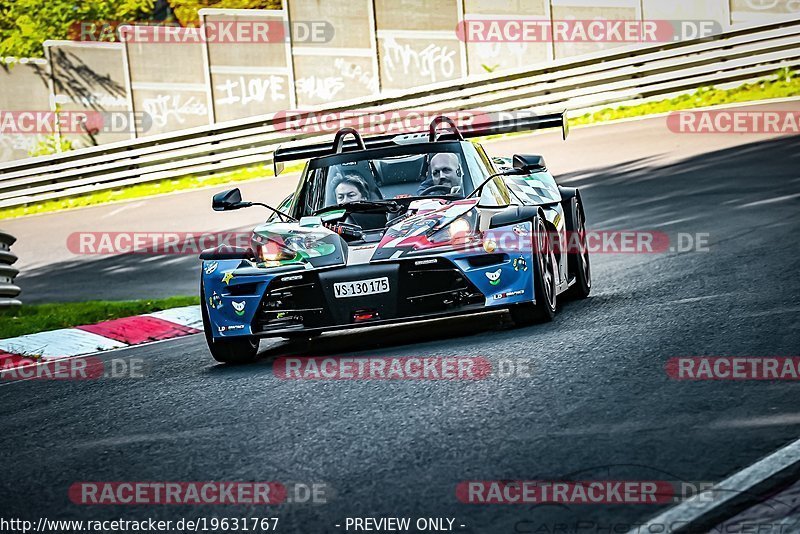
top-left (299, 145), bottom-right (477, 216)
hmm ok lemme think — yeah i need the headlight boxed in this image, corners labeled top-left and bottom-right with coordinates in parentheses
top-left (428, 213), bottom-right (477, 246)
top-left (252, 231), bottom-right (332, 263)
top-left (284, 235), bottom-right (321, 252)
top-left (256, 241), bottom-right (297, 262)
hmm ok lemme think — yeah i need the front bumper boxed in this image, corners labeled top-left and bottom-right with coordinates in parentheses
top-left (203, 222), bottom-right (537, 339)
top-left (251, 258), bottom-right (486, 336)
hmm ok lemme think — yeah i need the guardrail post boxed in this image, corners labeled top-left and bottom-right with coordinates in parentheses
top-left (0, 231), bottom-right (21, 307)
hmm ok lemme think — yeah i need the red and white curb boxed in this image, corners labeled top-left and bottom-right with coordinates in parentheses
top-left (0, 305), bottom-right (202, 369)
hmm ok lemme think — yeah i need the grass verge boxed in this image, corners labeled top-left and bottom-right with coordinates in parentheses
top-left (478, 68), bottom-right (799, 141)
top-left (0, 161), bottom-right (305, 221)
top-left (0, 69), bottom-right (797, 221)
top-left (0, 296), bottom-right (199, 340)
top-left (570, 67), bottom-right (799, 126)
top-left (0, 164), bottom-right (276, 221)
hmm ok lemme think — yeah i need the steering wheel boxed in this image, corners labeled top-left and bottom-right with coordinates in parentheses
top-left (420, 184), bottom-right (452, 196)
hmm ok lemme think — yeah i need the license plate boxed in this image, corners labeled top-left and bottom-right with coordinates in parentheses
top-left (333, 277), bottom-right (390, 298)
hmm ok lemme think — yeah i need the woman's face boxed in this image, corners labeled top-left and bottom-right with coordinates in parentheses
top-left (335, 182), bottom-right (364, 204)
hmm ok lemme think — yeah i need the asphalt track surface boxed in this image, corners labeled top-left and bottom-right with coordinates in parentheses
top-left (1, 102), bottom-right (800, 532)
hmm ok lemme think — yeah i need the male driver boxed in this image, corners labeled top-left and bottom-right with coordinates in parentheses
top-left (417, 153), bottom-right (463, 196)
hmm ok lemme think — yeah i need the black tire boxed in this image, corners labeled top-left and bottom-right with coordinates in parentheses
top-left (509, 214), bottom-right (557, 326)
top-left (201, 283), bottom-right (259, 364)
top-left (565, 196), bottom-right (591, 299)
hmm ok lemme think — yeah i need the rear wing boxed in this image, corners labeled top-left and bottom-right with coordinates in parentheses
top-left (272, 110), bottom-right (569, 176)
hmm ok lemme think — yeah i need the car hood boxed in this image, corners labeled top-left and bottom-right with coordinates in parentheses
top-left (250, 198), bottom-right (479, 268)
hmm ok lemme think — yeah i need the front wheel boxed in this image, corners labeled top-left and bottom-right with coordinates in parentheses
top-left (509, 215), bottom-right (557, 326)
top-left (201, 284), bottom-right (259, 364)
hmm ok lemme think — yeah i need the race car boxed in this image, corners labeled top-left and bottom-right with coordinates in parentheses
top-left (199, 113), bottom-right (591, 363)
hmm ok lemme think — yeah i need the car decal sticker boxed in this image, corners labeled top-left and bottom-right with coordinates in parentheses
top-left (204, 261), bottom-right (218, 275)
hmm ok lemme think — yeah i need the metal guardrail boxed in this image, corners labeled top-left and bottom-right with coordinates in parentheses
top-left (0, 231), bottom-right (21, 307)
top-left (0, 17), bottom-right (798, 210)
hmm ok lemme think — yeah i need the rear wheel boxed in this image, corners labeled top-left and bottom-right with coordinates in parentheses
top-left (565, 197), bottom-right (591, 299)
top-left (201, 283), bottom-right (259, 364)
top-left (509, 215), bottom-right (557, 326)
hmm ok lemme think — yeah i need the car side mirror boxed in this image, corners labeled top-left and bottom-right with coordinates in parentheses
top-left (512, 154), bottom-right (546, 173)
top-left (213, 188), bottom-right (245, 211)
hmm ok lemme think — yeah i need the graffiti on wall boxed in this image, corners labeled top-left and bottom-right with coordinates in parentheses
top-left (215, 75), bottom-right (288, 107)
top-left (141, 94), bottom-right (208, 129)
top-left (381, 37), bottom-right (457, 84)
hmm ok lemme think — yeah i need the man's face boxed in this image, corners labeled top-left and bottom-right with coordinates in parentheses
top-left (335, 183), bottom-right (364, 204)
top-left (429, 153), bottom-right (460, 187)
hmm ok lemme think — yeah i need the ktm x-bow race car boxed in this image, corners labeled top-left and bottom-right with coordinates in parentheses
top-left (199, 113), bottom-right (591, 363)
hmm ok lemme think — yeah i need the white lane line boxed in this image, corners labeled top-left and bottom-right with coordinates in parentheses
top-left (101, 201), bottom-right (145, 219)
top-left (735, 305), bottom-right (800, 318)
top-left (738, 193), bottom-right (800, 208)
top-left (710, 413), bottom-right (800, 429)
top-left (629, 437), bottom-right (800, 533)
top-left (651, 216), bottom-right (699, 228)
top-left (668, 293), bottom-right (732, 305)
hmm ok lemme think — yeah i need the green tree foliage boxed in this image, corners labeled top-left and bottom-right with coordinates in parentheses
top-left (28, 133), bottom-right (74, 157)
top-left (168, 0), bottom-right (281, 26)
top-left (0, 0), bottom-right (156, 57)
top-left (0, 0), bottom-right (281, 58)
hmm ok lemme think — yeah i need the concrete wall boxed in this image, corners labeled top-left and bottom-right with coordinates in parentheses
top-left (463, 0), bottom-right (552, 76)
top-left (44, 41), bottom-right (130, 147)
top-left (0, 58), bottom-right (50, 162)
top-left (730, 0), bottom-right (800, 25)
top-left (287, 0), bottom-right (379, 106)
top-left (1, 0), bottom-right (796, 162)
top-left (642, 0), bottom-right (730, 26)
top-left (549, 0), bottom-right (640, 59)
top-left (200, 9), bottom-right (295, 122)
top-left (122, 26), bottom-right (210, 136)
top-left (375, 0), bottom-right (468, 91)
